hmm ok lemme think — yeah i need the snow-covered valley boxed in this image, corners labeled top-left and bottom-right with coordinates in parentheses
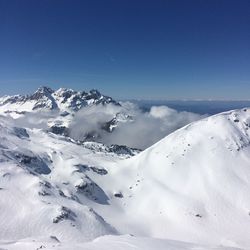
top-left (0, 87), bottom-right (250, 249)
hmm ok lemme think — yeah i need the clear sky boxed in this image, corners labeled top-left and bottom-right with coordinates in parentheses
top-left (0, 0), bottom-right (249, 100)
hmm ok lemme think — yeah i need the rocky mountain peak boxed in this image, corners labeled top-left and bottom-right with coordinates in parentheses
top-left (89, 89), bottom-right (101, 99)
top-left (28, 86), bottom-right (57, 110)
top-left (30, 86), bottom-right (54, 99)
top-left (37, 86), bottom-right (54, 94)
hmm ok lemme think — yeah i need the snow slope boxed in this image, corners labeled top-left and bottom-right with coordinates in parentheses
top-left (0, 118), bottom-right (124, 243)
top-left (93, 108), bottom-right (250, 248)
top-left (1, 104), bottom-right (250, 249)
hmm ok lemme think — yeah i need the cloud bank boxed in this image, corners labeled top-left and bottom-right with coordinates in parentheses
top-left (69, 102), bottom-right (205, 149)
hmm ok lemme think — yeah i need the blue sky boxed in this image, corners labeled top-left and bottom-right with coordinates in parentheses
top-left (0, 0), bottom-right (249, 100)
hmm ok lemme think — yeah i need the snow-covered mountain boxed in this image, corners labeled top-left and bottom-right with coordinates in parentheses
top-left (0, 86), bottom-right (135, 147)
top-left (96, 108), bottom-right (250, 248)
top-left (1, 87), bottom-right (250, 249)
top-left (0, 86), bottom-right (119, 114)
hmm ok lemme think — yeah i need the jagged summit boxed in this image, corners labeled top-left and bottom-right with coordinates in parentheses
top-left (53, 87), bottom-right (118, 111)
top-left (35, 86), bottom-right (54, 95)
top-left (30, 86), bottom-right (54, 100)
top-left (29, 86), bottom-right (57, 110)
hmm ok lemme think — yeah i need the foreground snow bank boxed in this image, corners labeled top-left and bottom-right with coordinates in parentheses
top-left (0, 235), bottom-right (243, 250)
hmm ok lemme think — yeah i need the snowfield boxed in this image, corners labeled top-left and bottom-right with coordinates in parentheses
top-left (1, 87), bottom-right (250, 249)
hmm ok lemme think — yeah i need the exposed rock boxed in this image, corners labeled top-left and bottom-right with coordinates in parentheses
top-left (114, 192), bottom-right (123, 198)
top-left (52, 206), bottom-right (76, 223)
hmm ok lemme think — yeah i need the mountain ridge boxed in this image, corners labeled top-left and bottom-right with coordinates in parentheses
top-left (0, 86), bottom-right (119, 114)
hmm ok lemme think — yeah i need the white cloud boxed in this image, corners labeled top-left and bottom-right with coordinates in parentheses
top-left (69, 103), bottom-right (205, 150)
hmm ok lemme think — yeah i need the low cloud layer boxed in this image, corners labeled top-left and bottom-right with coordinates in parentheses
top-left (69, 104), bottom-right (122, 141)
top-left (69, 103), bottom-right (204, 149)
